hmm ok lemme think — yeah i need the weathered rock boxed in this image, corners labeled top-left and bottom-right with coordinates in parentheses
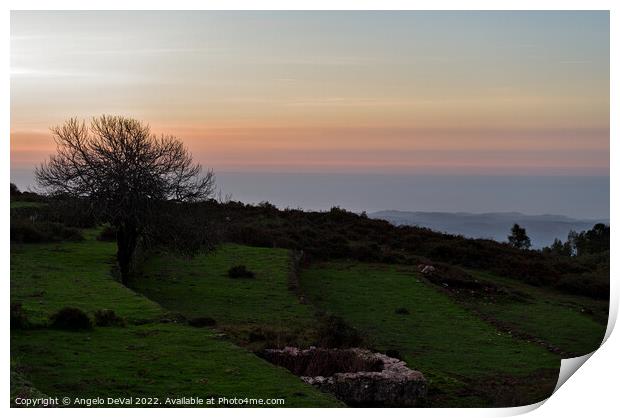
top-left (418, 264), bottom-right (436, 275)
top-left (262, 347), bottom-right (427, 406)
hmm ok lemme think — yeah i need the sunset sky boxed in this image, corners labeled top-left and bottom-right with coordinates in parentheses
top-left (11, 11), bottom-right (609, 176)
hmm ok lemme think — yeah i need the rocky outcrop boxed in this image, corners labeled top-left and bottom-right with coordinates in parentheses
top-left (262, 347), bottom-right (427, 406)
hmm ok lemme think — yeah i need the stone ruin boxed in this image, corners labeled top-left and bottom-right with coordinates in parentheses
top-left (261, 346), bottom-right (427, 406)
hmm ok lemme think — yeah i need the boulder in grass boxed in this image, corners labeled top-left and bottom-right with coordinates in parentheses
top-left (417, 264), bottom-right (436, 275)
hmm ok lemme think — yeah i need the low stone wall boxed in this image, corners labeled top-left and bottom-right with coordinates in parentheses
top-left (262, 347), bottom-right (427, 406)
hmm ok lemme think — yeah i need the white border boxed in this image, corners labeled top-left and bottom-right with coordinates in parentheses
top-left (3, 1), bottom-right (620, 10)
top-left (3, 2), bottom-right (617, 418)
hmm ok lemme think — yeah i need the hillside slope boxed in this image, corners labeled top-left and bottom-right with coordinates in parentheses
top-left (10, 232), bottom-right (342, 407)
top-left (132, 244), bottom-right (319, 348)
top-left (300, 262), bottom-right (563, 407)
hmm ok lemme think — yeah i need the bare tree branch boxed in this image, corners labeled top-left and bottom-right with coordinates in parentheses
top-left (35, 115), bottom-right (216, 284)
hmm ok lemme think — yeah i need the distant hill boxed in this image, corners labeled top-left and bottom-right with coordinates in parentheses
top-left (370, 211), bottom-right (608, 249)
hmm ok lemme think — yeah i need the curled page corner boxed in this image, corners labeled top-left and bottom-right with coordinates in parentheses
top-left (550, 281), bottom-right (618, 394)
top-left (553, 352), bottom-right (595, 394)
top-left (502, 399), bottom-right (547, 416)
top-left (603, 298), bottom-right (618, 342)
top-left (504, 352), bottom-right (597, 416)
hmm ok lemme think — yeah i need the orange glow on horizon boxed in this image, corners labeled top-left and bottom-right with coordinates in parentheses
top-left (10, 11), bottom-right (610, 176)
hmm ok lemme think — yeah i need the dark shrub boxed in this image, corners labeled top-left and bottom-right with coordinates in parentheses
top-left (11, 303), bottom-right (31, 330)
top-left (327, 206), bottom-right (357, 222)
top-left (11, 221), bottom-right (46, 243)
top-left (315, 313), bottom-right (364, 348)
top-left (94, 309), bottom-right (125, 327)
top-left (11, 220), bottom-right (83, 243)
top-left (143, 200), bottom-right (217, 256)
top-left (45, 199), bottom-right (97, 228)
top-left (556, 271), bottom-right (609, 300)
top-left (227, 225), bottom-right (275, 248)
top-left (49, 307), bottom-right (92, 331)
top-left (395, 307), bottom-right (410, 315)
top-left (96, 225), bottom-right (117, 242)
top-left (228, 265), bottom-right (255, 279)
top-left (349, 242), bottom-right (380, 262)
top-left (188, 316), bottom-right (216, 327)
top-left (161, 199), bottom-right (607, 299)
top-left (428, 244), bottom-right (460, 262)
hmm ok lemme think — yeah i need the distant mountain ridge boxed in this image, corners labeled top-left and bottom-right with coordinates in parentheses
top-left (370, 210), bottom-right (609, 249)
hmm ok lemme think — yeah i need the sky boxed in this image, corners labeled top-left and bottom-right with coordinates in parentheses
top-left (9, 11), bottom-right (610, 217)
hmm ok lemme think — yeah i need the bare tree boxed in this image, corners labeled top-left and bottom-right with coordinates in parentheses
top-left (36, 115), bottom-right (215, 284)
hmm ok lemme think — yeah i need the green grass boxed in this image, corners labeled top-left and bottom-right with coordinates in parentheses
top-left (133, 245), bottom-right (318, 345)
top-left (465, 270), bottom-right (607, 356)
top-left (12, 227), bottom-right (603, 407)
top-left (10, 200), bottom-right (45, 209)
top-left (11, 233), bottom-right (163, 324)
top-left (10, 235), bottom-right (342, 407)
top-left (300, 262), bottom-right (561, 406)
top-left (12, 325), bottom-right (340, 406)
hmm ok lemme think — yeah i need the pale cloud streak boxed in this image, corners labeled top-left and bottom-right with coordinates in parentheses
top-left (10, 11), bottom-right (610, 175)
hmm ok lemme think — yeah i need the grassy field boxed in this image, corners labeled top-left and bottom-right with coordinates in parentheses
top-left (299, 262), bottom-right (563, 407)
top-left (10, 234), bottom-right (342, 407)
top-left (11, 227), bottom-right (607, 408)
top-left (464, 270), bottom-right (607, 356)
top-left (132, 245), bottom-right (318, 347)
top-left (11, 229), bottom-right (162, 324)
top-left (10, 200), bottom-right (45, 209)
top-left (133, 244), bottom-right (313, 325)
top-left (13, 325), bottom-right (342, 406)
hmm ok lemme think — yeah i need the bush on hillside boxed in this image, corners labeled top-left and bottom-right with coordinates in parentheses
top-left (45, 199), bottom-right (98, 228)
top-left (228, 265), bottom-right (255, 279)
top-left (11, 219), bottom-right (83, 243)
top-left (49, 307), bottom-right (92, 331)
top-left (12, 198), bottom-right (96, 229)
top-left (556, 271), bottom-right (609, 300)
top-left (315, 313), bottom-right (364, 348)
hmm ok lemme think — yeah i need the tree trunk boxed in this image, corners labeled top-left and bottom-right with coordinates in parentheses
top-left (116, 221), bottom-right (137, 286)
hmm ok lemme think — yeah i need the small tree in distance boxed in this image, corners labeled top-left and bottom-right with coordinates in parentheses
top-left (508, 223), bottom-right (531, 250)
top-left (36, 115), bottom-right (215, 284)
top-left (545, 238), bottom-right (573, 257)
